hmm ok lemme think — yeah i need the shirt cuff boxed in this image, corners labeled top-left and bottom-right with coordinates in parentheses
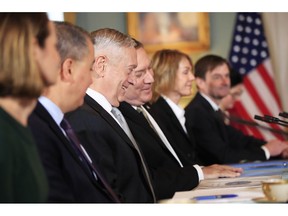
top-left (261, 146), bottom-right (270, 159)
top-left (193, 164), bottom-right (204, 181)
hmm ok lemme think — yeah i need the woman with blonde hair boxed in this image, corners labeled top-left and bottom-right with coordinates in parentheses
top-left (149, 49), bottom-right (200, 164)
top-left (0, 13), bottom-right (59, 202)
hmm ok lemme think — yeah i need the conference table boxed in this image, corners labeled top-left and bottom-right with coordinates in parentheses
top-left (168, 160), bottom-right (288, 203)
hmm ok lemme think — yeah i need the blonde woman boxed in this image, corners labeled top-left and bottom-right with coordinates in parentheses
top-left (0, 13), bottom-right (59, 202)
top-left (149, 49), bottom-right (199, 164)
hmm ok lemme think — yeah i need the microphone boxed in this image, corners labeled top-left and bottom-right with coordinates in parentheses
top-left (264, 115), bottom-right (288, 125)
top-left (254, 115), bottom-right (288, 127)
top-left (279, 112), bottom-right (288, 118)
top-left (254, 115), bottom-right (274, 123)
top-left (224, 114), bottom-right (288, 136)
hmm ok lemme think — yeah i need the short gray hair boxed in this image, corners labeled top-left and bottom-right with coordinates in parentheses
top-left (55, 21), bottom-right (93, 64)
top-left (91, 28), bottom-right (136, 51)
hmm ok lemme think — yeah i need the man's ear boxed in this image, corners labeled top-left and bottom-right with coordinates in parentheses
top-left (61, 58), bottom-right (73, 81)
top-left (93, 55), bottom-right (107, 78)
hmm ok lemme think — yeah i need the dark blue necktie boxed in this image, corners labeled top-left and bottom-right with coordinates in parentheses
top-left (60, 118), bottom-right (121, 203)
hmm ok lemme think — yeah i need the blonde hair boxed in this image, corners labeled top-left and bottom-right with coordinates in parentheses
top-left (151, 49), bottom-right (193, 102)
top-left (0, 13), bottom-right (50, 98)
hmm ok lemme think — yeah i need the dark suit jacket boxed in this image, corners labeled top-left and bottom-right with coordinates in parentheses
top-left (65, 94), bottom-right (154, 203)
top-left (28, 102), bottom-right (114, 203)
top-left (149, 96), bottom-right (202, 165)
top-left (119, 102), bottom-right (199, 200)
top-left (185, 92), bottom-right (266, 165)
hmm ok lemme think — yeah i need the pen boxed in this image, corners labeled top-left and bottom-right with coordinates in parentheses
top-left (192, 194), bottom-right (238, 201)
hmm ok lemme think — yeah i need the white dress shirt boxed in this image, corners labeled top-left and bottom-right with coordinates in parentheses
top-left (162, 95), bottom-right (187, 133)
top-left (86, 88), bottom-right (121, 125)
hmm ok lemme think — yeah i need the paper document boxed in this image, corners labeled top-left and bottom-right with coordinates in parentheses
top-left (197, 175), bottom-right (281, 189)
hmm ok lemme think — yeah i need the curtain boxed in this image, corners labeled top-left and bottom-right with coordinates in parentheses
top-left (263, 13), bottom-right (288, 112)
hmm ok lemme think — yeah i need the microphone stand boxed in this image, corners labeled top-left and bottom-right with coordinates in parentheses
top-left (223, 113), bottom-right (288, 136)
top-left (279, 112), bottom-right (288, 119)
top-left (255, 115), bottom-right (288, 128)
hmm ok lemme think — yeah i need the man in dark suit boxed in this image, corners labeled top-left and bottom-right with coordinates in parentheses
top-left (119, 40), bottom-right (242, 200)
top-left (28, 22), bottom-right (118, 202)
top-left (185, 54), bottom-right (288, 166)
top-left (66, 28), bottom-right (155, 203)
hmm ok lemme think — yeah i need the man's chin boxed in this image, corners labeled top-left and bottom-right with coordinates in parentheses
top-left (118, 93), bottom-right (125, 102)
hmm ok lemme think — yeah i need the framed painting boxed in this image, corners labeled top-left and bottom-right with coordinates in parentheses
top-left (64, 12), bottom-right (76, 24)
top-left (127, 12), bottom-right (210, 54)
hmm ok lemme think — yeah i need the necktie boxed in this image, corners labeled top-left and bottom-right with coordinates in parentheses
top-left (137, 106), bottom-right (183, 167)
top-left (111, 107), bottom-right (138, 145)
top-left (60, 118), bottom-right (121, 203)
top-left (136, 106), bottom-right (156, 132)
top-left (111, 107), bottom-right (156, 202)
top-left (215, 109), bottom-right (225, 122)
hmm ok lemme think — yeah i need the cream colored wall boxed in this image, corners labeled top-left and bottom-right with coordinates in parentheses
top-left (75, 12), bottom-right (237, 107)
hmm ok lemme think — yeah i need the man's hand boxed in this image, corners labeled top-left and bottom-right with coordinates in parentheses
top-left (265, 139), bottom-right (288, 156)
top-left (202, 164), bottom-right (243, 179)
top-left (281, 147), bottom-right (288, 158)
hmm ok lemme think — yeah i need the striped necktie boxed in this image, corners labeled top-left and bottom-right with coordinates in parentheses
top-left (111, 107), bottom-right (156, 202)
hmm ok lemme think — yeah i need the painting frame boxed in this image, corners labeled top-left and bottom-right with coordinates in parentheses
top-left (127, 12), bottom-right (210, 54)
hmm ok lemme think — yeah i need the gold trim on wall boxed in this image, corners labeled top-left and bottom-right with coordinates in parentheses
top-left (64, 12), bottom-right (76, 24)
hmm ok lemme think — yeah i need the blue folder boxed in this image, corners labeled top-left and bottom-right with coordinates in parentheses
top-left (228, 160), bottom-right (288, 178)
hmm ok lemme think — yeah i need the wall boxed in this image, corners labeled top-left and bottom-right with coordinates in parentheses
top-left (75, 12), bottom-right (237, 106)
top-left (76, 13), bottom-right (127, 33)
top-left (75, 12), bottom-right (236, 59)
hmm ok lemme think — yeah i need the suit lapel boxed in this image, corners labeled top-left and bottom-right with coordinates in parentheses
top-left (196, 93), bottom-right (228, 141)
top-left (84, 95), bottom-right (136, 149)
top-left (119, 102), bottom-right (168, 150)
top-left (34, 102), bottom-right (73, 148)
top-left (155, 97), bottom-right (191, 141)
top-left (34, 102), bottom-right (98, 184)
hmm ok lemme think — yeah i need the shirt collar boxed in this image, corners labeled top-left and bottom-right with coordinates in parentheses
top-left (86, 88), bottom-right (113, 113)
top-left (199, 92), bottom-right (220, 111)
top-left (162, 95), bottom-right (185, 119)
top-left (38, 96), bottom-right (64, 126)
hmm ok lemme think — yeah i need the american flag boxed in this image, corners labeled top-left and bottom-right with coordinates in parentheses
top-left (228, 12), bottom-right (285, 141)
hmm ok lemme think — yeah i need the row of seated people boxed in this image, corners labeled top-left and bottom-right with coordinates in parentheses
top-left (2, 14), bottom-right (287, 203)
top-left (29, 24), bottom-right (243, 203)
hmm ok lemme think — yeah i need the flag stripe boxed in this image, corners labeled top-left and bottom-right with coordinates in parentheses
top-left (248, 70), bottom-right (284, 133)
top-left (235, 85), bottom-right (282, 140)
top-left (258, 63), bottom-right (282, 108)
top-left (246, 65), bottom-right (281, 116)
top-left (254, 65), bottom-right (281, 113)
top-left (234, 101), bottom-right (265, 139)
top-left (244, 74), bottom-right (284, 138)
top-left (244, 72), bottom-right (271, 115)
